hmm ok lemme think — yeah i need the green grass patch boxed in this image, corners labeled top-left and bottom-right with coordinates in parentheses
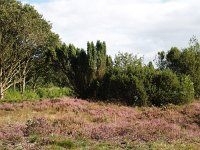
top-left (3, 90), bottom-right (39, 103)
top-left (55, 140), bottom-right (75, 149)
top-left (36, 87), bottom-right (73, 99)
top-left (132, 141), bottom-right (200, 150)
top-left (49, 135), bottom-right (75, 149)
top-left (2, 87), bottom-right (74, 103)
top-left (28, 134), bottom-right (40, 143)
top-left (46, 145), bottom-right (65, 150)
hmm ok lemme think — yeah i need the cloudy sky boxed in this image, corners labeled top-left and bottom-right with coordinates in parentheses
top-left (21, 0), bottom-right (200, 62)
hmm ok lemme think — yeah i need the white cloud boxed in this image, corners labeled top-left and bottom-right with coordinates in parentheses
top-left (23, 0), bottom-right (200, 62)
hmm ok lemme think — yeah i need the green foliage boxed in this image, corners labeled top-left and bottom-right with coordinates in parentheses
top-left (0, 0), bottom-right (196, 107)
top-left (178, 75), bottom-right (195, 104)
top-left (106, 73), bottom-right (148, 106)
top-left (55, 140), bottom-right (75, 149)
top-left (151, 70), bottom-right (194, 106)
top-left (23, 91), bottom-right (40, 100)
top-left (0, 0), bottom-right (52, 99)
top-left (96, 41), bottom-right (107, 80)
top-left (157, 51), bottom-right (167, 70)
top-left (157, 37), bottom-right (200, 98)
top-left (4, 90), bottom-right (23, 101)
top-left (133, 141), bottom-right (200, 150)
top-left (2, 87), bottom-right (73, 103)
top-left (99, 52), bottom-right (194, 106)
top-left (36, 87), bottom-right (73, 99)
top-left (3, 90), bottom-right (39, 102)
top-left (114, 52), bottom-right (142, 69)
top-left (29, 134), bottom-right (39, 143)
top-left (49, 41), bottom-right (109, 98)
top-left (99, 53), bottom-right (148, 106)
top-left (27, 33), bottom-right (63, 90)
top-left (166, 47), bottom-right (181, 72)
top-left (46, 145), bottom-right (64, 150)
top-left (151, 70), bottom-right (180, 106)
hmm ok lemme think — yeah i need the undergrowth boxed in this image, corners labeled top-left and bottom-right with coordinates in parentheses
top-left (2, 87), bottom-right (74, 103)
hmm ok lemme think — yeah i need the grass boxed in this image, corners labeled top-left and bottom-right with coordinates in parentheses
top-left (28, 134), bottom-right (40, 143)
top-left (2, 87), bottom-right (74, 103)
top-left (0, 98), bottom-right (199, 149)
top-left (55, 140), bottom-right (75, 148)
top-left (36, 87), bottom-right (74, 99)
top-left (3, 90), bottom-right (39, 102)
top-left (133, 141), bottom-right (200, 150)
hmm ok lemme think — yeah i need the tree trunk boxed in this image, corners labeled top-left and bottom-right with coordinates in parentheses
top-left (33, 83), bottom-right (36, 92)
top-left (22, 75), bottom-right (26, 94)
top-left (0, 67), bottom-right (4, 100)
top-left (13, 79), bottom-right (16, 91)
top-left (0, 85), bottom-right (4, 100)
top-left (21, 59), bottom-right (29, 94)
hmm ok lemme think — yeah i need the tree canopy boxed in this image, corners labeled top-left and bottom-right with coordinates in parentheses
top-left (0, 0), bottom-right (52, 99)
top-left (0, 1), bottom-right (198, 107)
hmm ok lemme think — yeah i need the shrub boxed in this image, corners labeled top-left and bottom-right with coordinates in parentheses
top-left (4, 90), bottom-right (22, 102)
top-left (3, 90), bottom-right (39, 103)
top-left (151, 70), bottom-right (180, 106)
top-left (102, 72), bottom-right (148, 106)
top-left (2, 87), bottom-right (73, 103)
top-left (36, 87), bottom-right (73, 98)
top-left (178, 75), bottom-right (194, 104)
top-left (126, 76), bottom-right (148, 106)
top-left (151, 70), bottom-right (194, 106)
top-left (22, 91), bottom-right (39, 100)
top-left (99, 64), bottom-right (194, 107)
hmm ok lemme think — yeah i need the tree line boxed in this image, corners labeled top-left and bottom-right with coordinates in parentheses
top-left (0, 0), bottom-right (199, 106)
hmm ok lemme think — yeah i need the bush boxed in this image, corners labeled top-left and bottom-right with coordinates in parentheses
top-left (125, 75), bottom-right (148, 106)
top-left (178, 75), bottom-right (194, 104)
top-left (22, 91), bottom-right (39, 100)
top-left (90, 52), bottom-right (195, 107)
top-left (3, 90), bottom-right (39, 102)
top-left (151, 70), bottom-right (194, 106)
top-left (2, 87), bottom-right (74, 103)
top-left (100, 71), bottom-right (148, 106)
top-left (151, 70), bottom-right (180, 106)
top-left (99, 63), bottom-right (195, 107)
top-left (4, 90), bottom-right (22, 102)
top-left (36, 87), bottom-right (73, 98)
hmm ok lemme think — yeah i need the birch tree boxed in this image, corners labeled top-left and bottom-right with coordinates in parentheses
top-left (0, 0), bottom-right (51, 99)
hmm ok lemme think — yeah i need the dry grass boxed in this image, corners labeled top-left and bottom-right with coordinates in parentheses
top-left (0, 97), bottom-right (200, 149)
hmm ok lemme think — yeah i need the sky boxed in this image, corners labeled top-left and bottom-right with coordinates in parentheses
top-left (21, 0), bottom-right (200, 62)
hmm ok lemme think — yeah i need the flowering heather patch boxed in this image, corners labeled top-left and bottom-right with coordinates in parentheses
top-left (0, 123), bottom-right (26, 144)
top-left (0, 98), bottom-right (200, 149)
top-left (0, 103), bottom-right (15, 111)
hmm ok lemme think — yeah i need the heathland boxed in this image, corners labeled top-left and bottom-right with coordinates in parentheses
top-left (1, 1), bottom-right (200, 149)
top-left (0, 98), bottom-right (200, 149)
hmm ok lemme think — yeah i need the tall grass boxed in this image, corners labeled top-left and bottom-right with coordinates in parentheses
top-left (2, 87), bottom-right (74, 103)
top-left (36, 87), bottom-right (73, 99)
